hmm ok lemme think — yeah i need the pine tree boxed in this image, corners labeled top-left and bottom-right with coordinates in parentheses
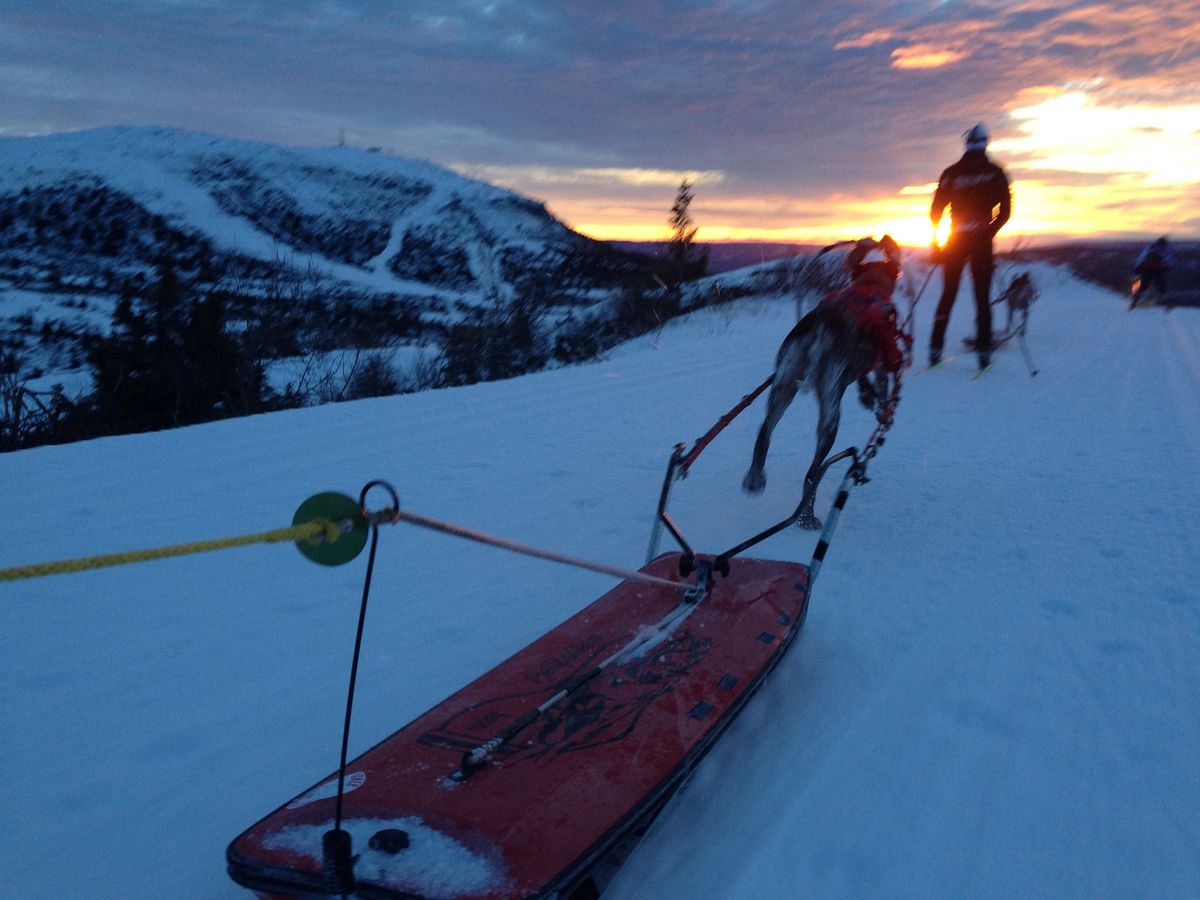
top-left (663, 179), bottom-right (709, 305)
top-left (85, 259), bottom-right (267, 434)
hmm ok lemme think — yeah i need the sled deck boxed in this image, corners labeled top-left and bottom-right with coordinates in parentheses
top-left (227, 552), bottom-right (810, 899)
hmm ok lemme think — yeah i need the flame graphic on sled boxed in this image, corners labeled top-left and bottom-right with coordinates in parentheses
top-left (420, 633), bottom-right (712, 769)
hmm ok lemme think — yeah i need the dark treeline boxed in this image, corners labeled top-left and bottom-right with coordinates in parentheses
top-left (2, 233), bottom-right (846, 453)
top-left (0, 255), bottom-right (425, 450)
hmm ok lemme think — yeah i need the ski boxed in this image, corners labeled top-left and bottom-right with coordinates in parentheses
top-left (916, 354), bottom-right (956, 375)
top-left (963, 333), bottom-right (1013, 351)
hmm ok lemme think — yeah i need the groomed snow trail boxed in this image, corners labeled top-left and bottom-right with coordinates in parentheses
top-left (608, 265), bottom-right (1200, 899)
top-left (1, 263), bottom-right (1197, 899)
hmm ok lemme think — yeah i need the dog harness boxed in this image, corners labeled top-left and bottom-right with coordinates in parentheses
top-left (821, 281), bottom-right (910, 373)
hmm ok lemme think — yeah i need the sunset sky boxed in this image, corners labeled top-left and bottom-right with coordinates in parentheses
top-left (2, 1), bottom-right (1197, 246)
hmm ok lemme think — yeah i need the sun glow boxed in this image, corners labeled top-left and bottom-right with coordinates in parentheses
top-left (508, 89), bottom-right (1200, 248)
top-left (932, 215), bottom-right (952, 249)
top-left (573, 204), bottom-right (941, 249)
top-left (996, 89), bottom-right (1200, 235)
top-left (571, 190), bottom-right (945, 250)
top-left (1000, 91), bottom-right (1200, 183)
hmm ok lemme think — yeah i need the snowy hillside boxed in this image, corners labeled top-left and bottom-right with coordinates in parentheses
top-left (0, 127), bottom-right (649, 376)
top-left (2, 261), bottom-right (1197, 898)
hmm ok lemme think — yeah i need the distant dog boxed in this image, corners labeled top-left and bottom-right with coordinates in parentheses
top-left (996, 271), bottom-right (1036, 334)
top-left (743, 237), bottom-right (906, 528)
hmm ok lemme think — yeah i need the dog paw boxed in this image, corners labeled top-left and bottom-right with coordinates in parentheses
top-left (796, 512), bottom-right (822, 530)
top-left (742, 470), bottom-right (766, 494)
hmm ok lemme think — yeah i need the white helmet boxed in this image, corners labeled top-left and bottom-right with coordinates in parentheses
top-left (964, 122), bottom-right (989, 151)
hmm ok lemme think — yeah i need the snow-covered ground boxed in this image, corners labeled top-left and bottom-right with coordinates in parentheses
top-left (2, 261), bottom-right (1198, 898)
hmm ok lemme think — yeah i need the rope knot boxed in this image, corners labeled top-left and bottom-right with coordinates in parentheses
top-left (312, 517), bottom-right (343, 545)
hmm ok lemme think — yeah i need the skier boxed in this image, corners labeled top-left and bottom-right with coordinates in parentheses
top-left (928, 123), bottom-right (1011, 371)
top-left (1131, 236), bottom-right (1177, 308)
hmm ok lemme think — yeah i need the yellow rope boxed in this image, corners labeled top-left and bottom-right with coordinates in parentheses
top-left (0, 518), bottom-right (342, 583)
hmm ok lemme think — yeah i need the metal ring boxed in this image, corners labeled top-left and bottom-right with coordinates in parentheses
top-left (359, 480), bottom-right (401, 523)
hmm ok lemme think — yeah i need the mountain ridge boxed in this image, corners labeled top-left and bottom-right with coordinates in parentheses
top-left (0, 125), bottom-right (644, 297)
top-left (0, 126), bottom-right (655, 382)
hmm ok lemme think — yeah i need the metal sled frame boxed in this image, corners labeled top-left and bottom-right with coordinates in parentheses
top-left (648, 440), bottom-right (862, 590)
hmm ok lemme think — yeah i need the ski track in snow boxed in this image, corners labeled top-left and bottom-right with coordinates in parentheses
top-left (1, 264), bottom-right (1198, 898)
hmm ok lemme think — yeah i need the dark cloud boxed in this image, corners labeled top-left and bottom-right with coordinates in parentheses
top-left (1, 1), bottom-right (1196, 236)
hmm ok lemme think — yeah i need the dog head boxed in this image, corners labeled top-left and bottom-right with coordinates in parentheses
top-left (1005, 272), bottom-right (1036, 311)
top-left (846, 235), bottom-right (902, 292)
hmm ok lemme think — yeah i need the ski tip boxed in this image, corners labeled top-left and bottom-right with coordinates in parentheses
top-left (916, 354), bottom-right (955, 374)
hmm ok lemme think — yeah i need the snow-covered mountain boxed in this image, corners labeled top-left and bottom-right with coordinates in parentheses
top-left (3, 260), bottom-right (1198, 898)
top-left (0, 127), bottom-right (650, 376)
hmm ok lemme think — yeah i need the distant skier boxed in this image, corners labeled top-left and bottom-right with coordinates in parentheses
top-left (1131, 236), bottom-right (1177, 309)
top-left (928, 123), bottom-right (1012, 371)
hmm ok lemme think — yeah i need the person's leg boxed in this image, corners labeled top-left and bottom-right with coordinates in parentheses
top-left (969, 238), bottom-right (995, 367)
top-left (930, 240), bottom-right (967, 363)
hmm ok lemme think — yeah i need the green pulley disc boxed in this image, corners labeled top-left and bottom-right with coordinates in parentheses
top-left (293, 492), bottom-right (369, 566)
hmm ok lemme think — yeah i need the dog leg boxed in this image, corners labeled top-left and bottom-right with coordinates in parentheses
top-left (743, 375), bottom-right (799, 494)
top-left (797, 381), bottom-right (844, 529)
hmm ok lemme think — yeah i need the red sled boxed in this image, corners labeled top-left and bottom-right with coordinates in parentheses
top-left (227, 552), bottom-right (811, 899)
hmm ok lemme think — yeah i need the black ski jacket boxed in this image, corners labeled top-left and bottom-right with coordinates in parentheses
top-left (931, 150), bottom-right (1011, 239)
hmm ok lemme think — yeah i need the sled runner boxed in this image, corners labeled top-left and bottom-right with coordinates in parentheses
top-left (227, 551), bottom-right (810, 900)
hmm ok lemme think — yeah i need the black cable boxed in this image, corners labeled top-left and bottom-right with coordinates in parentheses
top-left (335, 523), bottom-right (378, 833)
top-left (322, 480), bottom-right (399, 896)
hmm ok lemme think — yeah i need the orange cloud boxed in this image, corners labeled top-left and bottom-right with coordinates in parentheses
top-left (885, 2), bottom-right (1200, 104)
top-left (834, 29), bottom-right (894, 50)
top-left (890, 45), bottom-right (967, 69)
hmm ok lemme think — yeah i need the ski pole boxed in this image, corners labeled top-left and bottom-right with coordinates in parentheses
top-left (898, 262), bottom-right (936, 338)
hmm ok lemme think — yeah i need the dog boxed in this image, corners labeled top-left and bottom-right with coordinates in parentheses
top-left (997, 271), bottom-right (1036, 334)
top-left (743, 237), bottom-right (907, 528)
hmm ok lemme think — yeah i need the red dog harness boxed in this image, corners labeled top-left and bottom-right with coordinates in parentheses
top-left (821, 281), bottom-right (910, 373)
